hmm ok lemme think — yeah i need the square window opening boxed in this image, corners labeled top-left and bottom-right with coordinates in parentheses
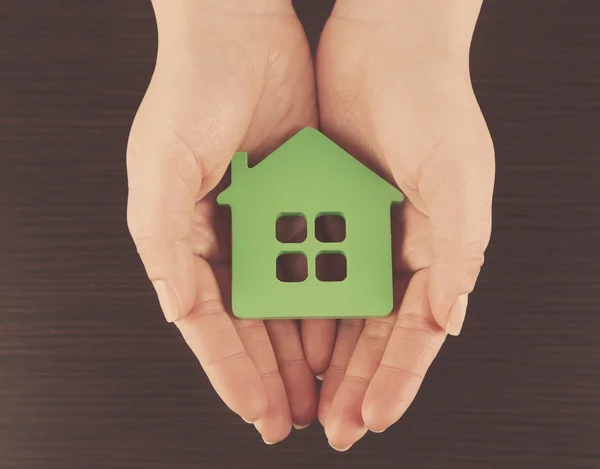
top-left (315, 214), bottom-right (346, 242)
top-left (276, 214), bottom-right (307, 243)
top-left (277, 253), bottom-right (308, 282)
top-left (316, 252), bottom-right (347, 282)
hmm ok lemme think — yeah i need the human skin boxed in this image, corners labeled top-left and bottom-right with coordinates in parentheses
top-left (126, 0), bottom-right (495, 449)
top-left (316, 0), bottom-right (495, 450)
top-left (126, 0), bottom-right (337, 444)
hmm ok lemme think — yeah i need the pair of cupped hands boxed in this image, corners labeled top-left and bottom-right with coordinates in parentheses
top-left (126, 0), bottom-right (494, 451)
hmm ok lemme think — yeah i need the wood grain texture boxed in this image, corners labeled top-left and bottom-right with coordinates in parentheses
top-left (1, 0), bottom-right (599, 467)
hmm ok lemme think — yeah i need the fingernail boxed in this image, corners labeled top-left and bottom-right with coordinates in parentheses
top-left (316, 374), bottom-right (324, 381)
top-left (152, 280), bottom-right (179, 322)
top-left (369, 427), bottom-right (386, 434)
top-left (293, 423), bottom-right (311, 430)
top-left (328, 440), bottom-right (352, 452)
top-left (446, 294), bottom-right (468, 336)
top-left (262, 437), bottom-right (278, 445)
top-left (241, 417), bottom-right (254, 424)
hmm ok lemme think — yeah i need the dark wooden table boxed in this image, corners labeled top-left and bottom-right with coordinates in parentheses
top-left (1, 1), bottom-right (599, 468)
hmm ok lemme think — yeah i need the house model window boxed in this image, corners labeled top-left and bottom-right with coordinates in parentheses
top-left (217, 127), bottom-right (404, 320)
top-left (276, 213), bottom-right (347, 283)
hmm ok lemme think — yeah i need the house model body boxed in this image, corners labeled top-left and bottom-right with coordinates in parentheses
top-left (217, 127), bottom-right (404, 319)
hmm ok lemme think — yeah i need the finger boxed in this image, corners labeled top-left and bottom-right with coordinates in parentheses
top-left (362, 269), bottom-right (446, 432)
top-left (127, 117), bottom-right (198, 321)
top-left (318, 319), bottom-right (363, 426)
top-left (301, 319), bottom-right (336, 375)
top-left (266, 320), bottom-right (318, 428)
top-left (301, 214), bottom-right (343, 374)
top-left (414, 111), bottom-right (494, 335)
top-left (279, 241), bottom-right (336, 375)
top-left (273, 243), bottom-right (327, 425)
top-left (230, 315), bottom-right (292, 444)
top-left (213, 253), bottom-right (293, 443)
top-left (175, 257), bottom-right (268, 423)
top-left (323, 277), bottom-right (408, 450)
top-left (323, 316), bottom-right (393, 450)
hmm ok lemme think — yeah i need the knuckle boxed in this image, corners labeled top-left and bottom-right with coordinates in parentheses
top-left (266, 322), bottom-right (297, 339)
top-left (395, 312), bottom-right (440, 334)
top-left (279, 356), bottom-right (308, 369)
top-left (326, 363), bottom-right (348, 374)
top-left (461, 242), bottom-right (486, 279)
top-left (465, 254), bottom-right (485, 279)
top-left (339, 319), bottom-right (364, 335)
top-left (182, 298), bottom-right (230, 330)
top-left (344, 373), bottom-right (370, 385)
top-left (235, 319), bottom-right (265, 331)
top-left (435, 240), bottom-right (486, 287)
top-left (362, 319), bottom-right (394, 341)
top-left (203, 349), bottom-right (247, 372)
top-left (193, 297), bottom-right (227, 317)
top-left (258, 368), bottom-right (283, 384)
top-left (379, 363), bottom-right (424, 382)
top-left (391, 328), bottom-right (444, 366)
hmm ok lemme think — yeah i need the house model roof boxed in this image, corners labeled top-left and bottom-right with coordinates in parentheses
top-left (217, 127), bottom-right (403, 206)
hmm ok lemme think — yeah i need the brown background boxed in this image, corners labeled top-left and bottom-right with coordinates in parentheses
top-left (1, 1), bottom-right (599, 468)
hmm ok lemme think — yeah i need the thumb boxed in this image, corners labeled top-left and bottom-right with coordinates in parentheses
top-left (126, 87), bottom-right (241, 322)
top-left (416, 117), bottom-right (495, 336)
top-left (126, 103), bottom-right (201, 322)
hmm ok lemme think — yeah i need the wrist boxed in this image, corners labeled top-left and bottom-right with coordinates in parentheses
top-left (152, 0), bottom-right (294, 17)
top-left (152, 0), bottom-right (295, 40)
top-left (330, 0), bottom-right (482, 62)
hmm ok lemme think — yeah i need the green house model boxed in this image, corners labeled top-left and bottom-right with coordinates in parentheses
top-left (217, 127), bottom-right (404, 319)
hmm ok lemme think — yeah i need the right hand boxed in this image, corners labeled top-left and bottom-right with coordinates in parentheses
top-left (126, 0), bottom-right (334, 443)
top-left (315, 1), bottom-right (495, 449)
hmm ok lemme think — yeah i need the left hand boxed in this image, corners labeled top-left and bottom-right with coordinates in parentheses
top-left (315, 1), bottom-right (495, 450)
top-left (127, 0), bottom-right (333, 443)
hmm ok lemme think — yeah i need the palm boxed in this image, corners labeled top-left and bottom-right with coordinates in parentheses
top-left (128, 7), bottom-right (333, 442)
top-left (315, 14), bottom-right (492, 450)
